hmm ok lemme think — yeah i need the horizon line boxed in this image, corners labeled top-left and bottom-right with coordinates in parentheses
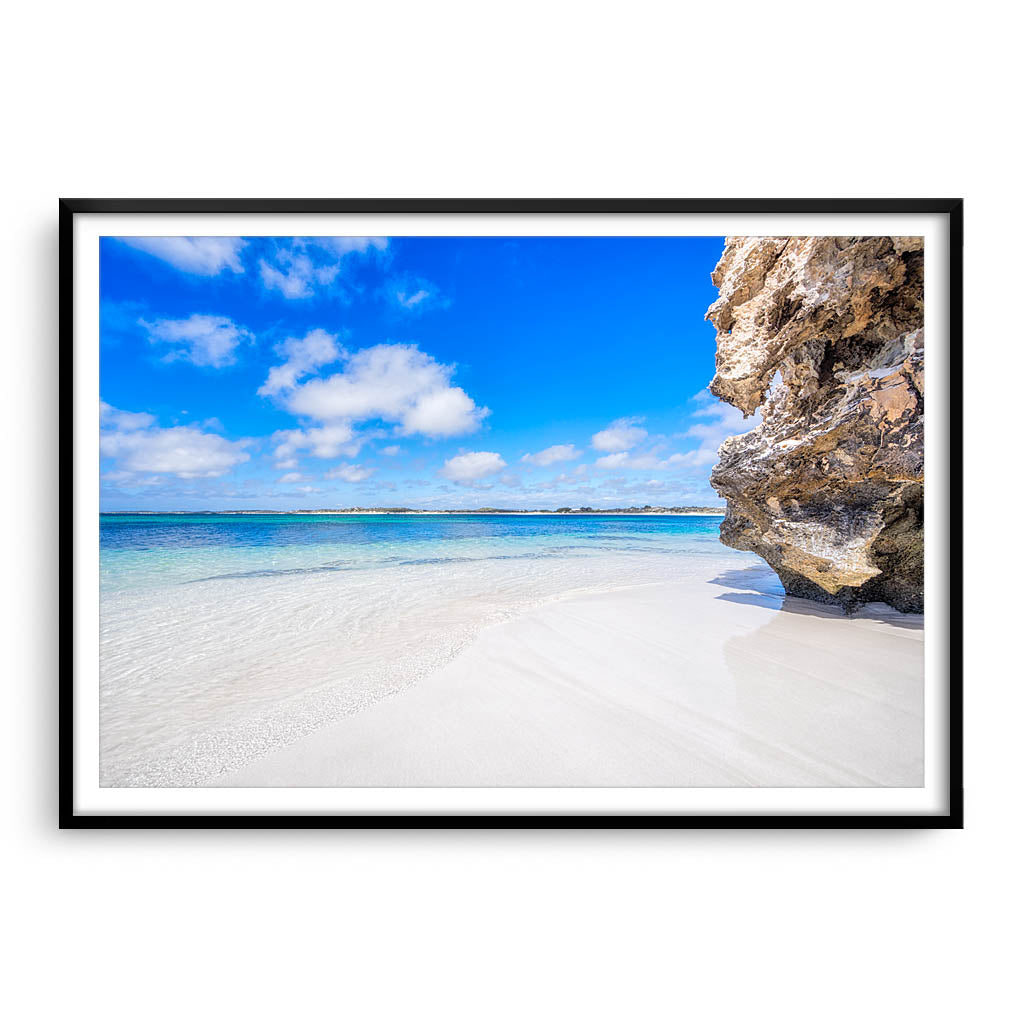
top-left (100, 505), bottom-right (728, 515)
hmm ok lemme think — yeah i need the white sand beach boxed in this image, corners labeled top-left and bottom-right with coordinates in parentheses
top-left (212, 564), bottom-right (923, 789)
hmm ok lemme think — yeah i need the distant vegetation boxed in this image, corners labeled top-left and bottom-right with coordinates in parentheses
top-left (288, 505), bottom-right (726, 515)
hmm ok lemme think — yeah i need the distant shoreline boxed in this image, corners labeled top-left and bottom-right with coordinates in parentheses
top-left (101, 509), bottom-right (728, 517)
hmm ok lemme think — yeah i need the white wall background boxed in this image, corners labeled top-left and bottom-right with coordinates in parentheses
top-left (2, 3), bottom-right (1016, 1021)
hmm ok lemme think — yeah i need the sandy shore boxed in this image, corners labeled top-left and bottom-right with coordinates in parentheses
top-left (211, 564), bottom-right (923, 788)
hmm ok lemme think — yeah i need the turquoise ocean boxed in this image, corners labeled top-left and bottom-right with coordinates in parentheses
top-left (99, 513), bottom-right (752, 786)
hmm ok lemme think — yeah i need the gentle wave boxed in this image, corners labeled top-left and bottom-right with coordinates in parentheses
top-left (182, 544), bottom-right (694, 583)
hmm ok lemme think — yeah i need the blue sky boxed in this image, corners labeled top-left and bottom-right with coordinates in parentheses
top-left (99, 234), bottom-right (754, 510)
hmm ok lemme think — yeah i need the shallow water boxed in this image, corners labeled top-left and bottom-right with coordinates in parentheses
top-left (100, 513), bottom-right (753, 786)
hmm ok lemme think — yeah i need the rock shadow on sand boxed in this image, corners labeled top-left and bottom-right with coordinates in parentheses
top-left (706, 565), bottom-right (924, 786)
top-left (709, 565), bottom-right (924, 631)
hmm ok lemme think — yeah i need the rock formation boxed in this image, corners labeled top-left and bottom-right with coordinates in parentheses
top-left (706, 236), bottom-right (924, 612)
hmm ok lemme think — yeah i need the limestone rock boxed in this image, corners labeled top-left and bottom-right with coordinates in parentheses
top-left (706, 236), bottom-right (924, 612)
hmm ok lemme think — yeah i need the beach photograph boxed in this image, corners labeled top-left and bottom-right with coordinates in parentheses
top-left (14, 3), bottom-right (1012, 1016)
top-left (96, 231), bottom-right (926, 793)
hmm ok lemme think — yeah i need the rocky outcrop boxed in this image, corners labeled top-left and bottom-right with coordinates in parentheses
top-left (706, 236), bottom-right (924, 612)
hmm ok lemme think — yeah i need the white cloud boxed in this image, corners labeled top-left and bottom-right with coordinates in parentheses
top-left (325, 463), bottom-right (375, 482)
top-left (530, 470), bottom-right (593, 492)
top-left (139, 314), bottom-right (252, 368)
top-left (258, 329), bottom-right (346, 396)
top-left (598, 450), bottom-right (659, 468)
top-left (663, 450), bottom-right (716, 468)
top-left (439, 451), bottom-right (506, 483)
top-left (681, 391), bottom-right (761, 464)
top-left (401, 289), bottom-right (430, 308)
top-left (100, 404), bottom-right (250, 480)
top-left (286, 343), bottom-right (488, 439)
top-left (594, 448), bottom-right (717, 472)
top-left (321, 237), bottom-right (389, 256)
top-left (272, 423), bottom-right (362, 464)
top-left (521, 443), bottom-right (580, 466)
top-left (102, 469), bottom-right (150, 485)
top-left (686, 406), bottom-right (752, 438)
top-left (380, 275), bottom-right (447, 314)
top-left (260, 249), bottom-right (337, 299)
top-left (399, 386), bottom-right (483, 438)
top-left (259, 237), bottom-right (388, 299)
top-left (277, 472), bottom-right (308, 484)
top-left (379, 445), bottom-right (402, 456)
top-left (119, 237), bottom-right (246, 276)
top-left (592, 417), bottom-right (647, 452)
top-left (100, 401), bottom-right (155, 431)
top-left (587, 400), bottom-right (760, 474)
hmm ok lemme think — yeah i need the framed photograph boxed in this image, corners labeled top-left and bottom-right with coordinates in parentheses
top-left (61, 198), bottom-right (962, 827)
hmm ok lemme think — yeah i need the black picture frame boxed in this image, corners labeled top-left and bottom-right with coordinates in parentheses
top-left (60, 197), bottom-right (964, 829)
